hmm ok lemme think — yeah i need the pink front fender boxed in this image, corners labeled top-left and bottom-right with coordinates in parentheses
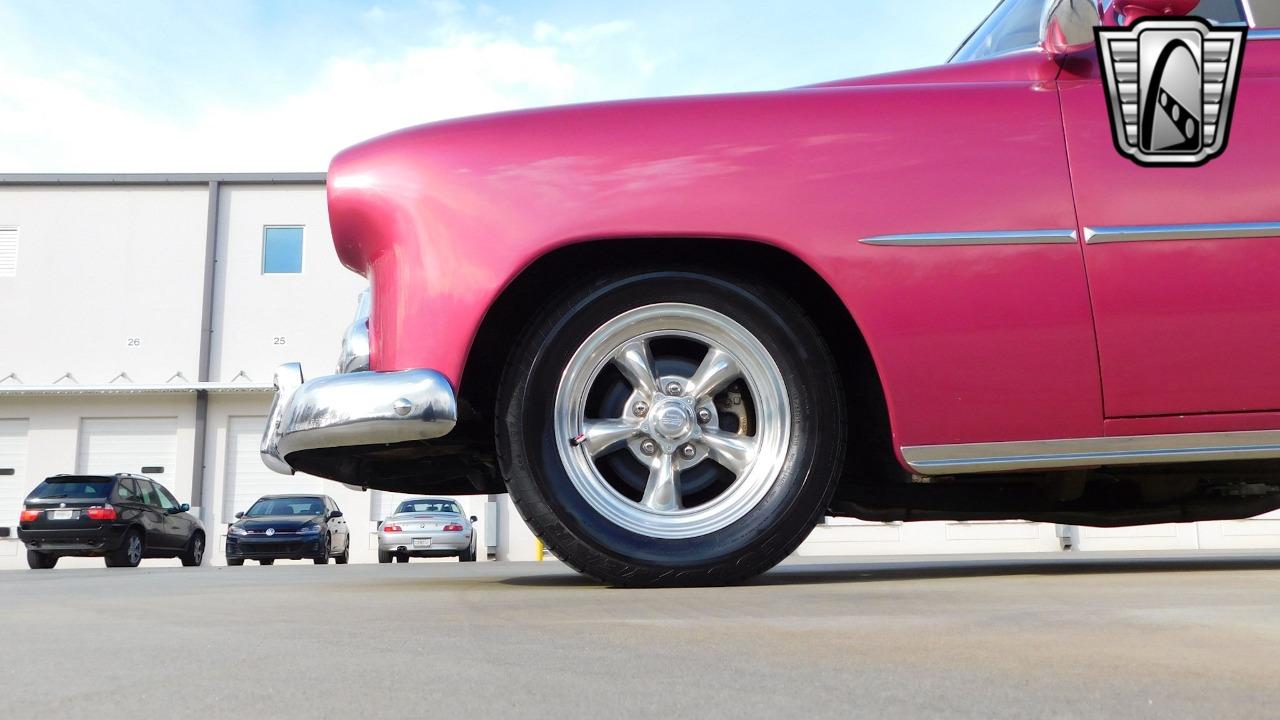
top-left (328, 55), bottom-right (1103, 454)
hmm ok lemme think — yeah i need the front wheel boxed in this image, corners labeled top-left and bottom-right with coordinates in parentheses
top-left (180, 532), bottom-right (205, 567)
top-left (27, 550), bottom-right (57, 570)
top-left (313, 536), bottom-right (330, 565)
top-left (498, 269), bottom-right (845, 587)
top-left (335, 539), bottom-right (350, 565)
top-left (227, 558), bottom-right (245, 567)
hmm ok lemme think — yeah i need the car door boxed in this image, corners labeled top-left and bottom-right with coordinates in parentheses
top-left (154, 483), bottom-right (194, 550)
top-left (111, 477), bottom-right (146, 529)
top-left (327, 498), bottom-right (348, 551)
top-left (1058, 6), bottom-right (1280, 427)
top-left (134, 479), bottom-right (174, 552)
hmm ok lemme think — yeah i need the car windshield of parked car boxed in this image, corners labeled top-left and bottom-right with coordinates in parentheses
top-left (396, 500), bottom-right (461, 515)
top-left (28, 478), bottom-right (114, 500)
top-left (951, 0), bottom-right (1045, 63)
top-left (246, 497), bottom-right (325, 517)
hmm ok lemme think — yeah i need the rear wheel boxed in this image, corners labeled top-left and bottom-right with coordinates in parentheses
top-left (105, 530), bottom-right (144, 568)
top-left (26, 550), bottom-right (57, 570)
top-left (227, 558), bottom-right (245, 567)
top-left (259, 559), bottom-right (275, 566)
top-left (378, 549), bottom-right (393, 564)
top-left (499, 269), bottom-right (845, 587)
top-left (395, 554), bottom-right (409, 563)
top-left (179, 532), bottom-right (205, 567)
top-left (459, 541), bottom-right (477, 562)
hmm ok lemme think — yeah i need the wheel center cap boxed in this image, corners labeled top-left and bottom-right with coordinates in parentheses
top-left (653, 402), bottom-right (693, 440)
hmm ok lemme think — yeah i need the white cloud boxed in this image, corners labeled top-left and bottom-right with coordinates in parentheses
top-left (0, 22), bottom-right (638, 173)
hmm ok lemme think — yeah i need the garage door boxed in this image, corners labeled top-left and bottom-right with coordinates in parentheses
top-left (76, 417), bottom-right (178, 490)
top-left (1195, 512), bottom-right (1280, 550)
top-left (223, 416), bottom-right (321, 522)
top-left (0, 419), bottom-right (29, 530)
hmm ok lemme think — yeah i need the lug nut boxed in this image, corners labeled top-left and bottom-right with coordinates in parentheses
top-left (640, 439), bottom-right (658, 456)
top-left (666, 382), bottom-right (682, 395)
top-left (680, 444), bottom-right (696, 460)
top-left (696, 408), bottom-right (712, 424)
top-left (632, 401), bottom-right (649, 417)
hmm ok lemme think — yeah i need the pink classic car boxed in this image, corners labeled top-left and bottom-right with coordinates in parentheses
top-left (262, 0), bottom-right (1280, 585)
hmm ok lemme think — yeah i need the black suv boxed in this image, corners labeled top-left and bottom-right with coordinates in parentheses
top-left (225, 495), bottom-right (350, 565)
top-left (18, 474), bottom-right (206, 569)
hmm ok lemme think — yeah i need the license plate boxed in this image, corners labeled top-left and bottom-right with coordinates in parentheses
top-left (49, 510), bottom-right (74, 520)
top-left (413, 538), bottom-right (431, 548)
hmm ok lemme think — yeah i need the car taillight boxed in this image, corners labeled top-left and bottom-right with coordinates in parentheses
top-left (383, 524), bottom-right (402, 533)
top-left (19, 509), bottom-right (40, 522)
top-left (85, 505), bottom-right (117, 521)
top-left (443, 523), bottom-right (463, 532)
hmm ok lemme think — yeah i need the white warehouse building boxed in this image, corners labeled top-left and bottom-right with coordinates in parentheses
top-left (1, 173), bottom-right (1277, 569)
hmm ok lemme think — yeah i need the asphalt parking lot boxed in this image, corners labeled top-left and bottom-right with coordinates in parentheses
top-left (3, 552), bottom-right (1279, 719)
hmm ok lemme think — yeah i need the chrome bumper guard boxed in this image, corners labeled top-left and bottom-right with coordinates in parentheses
top-left (260, 362), bottom-right (458, 475)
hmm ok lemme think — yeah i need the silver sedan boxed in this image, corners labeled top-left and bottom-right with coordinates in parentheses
top-left (377, 497), bottom-right (477, 563)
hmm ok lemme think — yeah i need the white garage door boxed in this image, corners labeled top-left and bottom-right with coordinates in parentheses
top-left (0, 419), bottom-right (30, 530)
top-left (223, 416), bottom-right (321, 522)
top-left (76, 417), bottom-right (178, 490)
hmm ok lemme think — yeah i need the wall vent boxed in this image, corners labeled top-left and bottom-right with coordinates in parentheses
top-left (0, 227), bottom-right (16, 277)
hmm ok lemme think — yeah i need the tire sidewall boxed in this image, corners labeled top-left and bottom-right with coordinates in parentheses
top-left (508, 270), bottom-right (842, 573)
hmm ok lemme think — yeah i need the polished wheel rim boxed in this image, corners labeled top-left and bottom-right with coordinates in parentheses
top-left (128, 536), bottom-right (142, 565)
top-left (554, 302), bottom-right (790, 540)
top-left (193, 537), bottom-right (203, 565)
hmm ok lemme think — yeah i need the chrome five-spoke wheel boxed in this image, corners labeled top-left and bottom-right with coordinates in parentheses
top-left (554, 303), bottom-right (790, 539)
top-left (500, 269), bottom-right (845, 587)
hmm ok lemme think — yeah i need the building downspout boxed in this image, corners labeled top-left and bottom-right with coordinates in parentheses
top-left (191, 181), bottom-right (221, 521)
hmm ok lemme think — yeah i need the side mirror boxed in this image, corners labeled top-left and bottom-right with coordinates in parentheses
top-left (235, 511), bottom-right (245, 519)
top-left (1105, 0), bottom-right (1198, 25)
top-left (1041, 0), bottom-right (1102, 54)
top-left (179, 503), bottom-right (191, 513)
top-left (329, 510), bottom-right (344, 519)
top-left (470, 516), bottom-right (478, 522)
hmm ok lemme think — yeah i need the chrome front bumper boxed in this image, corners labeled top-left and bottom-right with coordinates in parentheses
top-left (260, 362), bottom-right (458, 475)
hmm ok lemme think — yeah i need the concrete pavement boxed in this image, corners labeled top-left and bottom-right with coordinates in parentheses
top-left (2, 552), bottom-right (1279, 719)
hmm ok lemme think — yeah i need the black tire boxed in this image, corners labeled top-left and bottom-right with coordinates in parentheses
top-left (105, 530), bottom-right (144, 568)
top-left (395, 554), bottom-right (409, 563)
top-left (179, 532), bottom-right (205, 567)
top-left (26, 549), bottom-right (57, 570)
top-left (498, 269), bottom-right (845, 587)
top-left (314, 536), bottom-right (330, 564)
top-left (259, 559), bottom-right (275, 566)
top-left (459, 541), bottom-right (476, 562)
top-left (335, 539), bottom-right (350, 565)
top-left (227, 558), bottom-right (245, 567)
top-left (378, 549), bottom-right (393, 564)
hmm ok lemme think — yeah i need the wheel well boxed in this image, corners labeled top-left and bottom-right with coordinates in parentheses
top-left (458, 238), bottom-right (902, 498)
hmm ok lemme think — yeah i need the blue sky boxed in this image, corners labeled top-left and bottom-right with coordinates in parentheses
top-left (0, 1), bottom-right (994, 172)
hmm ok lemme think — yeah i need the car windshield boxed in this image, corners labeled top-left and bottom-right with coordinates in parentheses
top-left (246, 497), bottom-right (325, 517)
top-left (28, 478), bottom-right (114, 500)
top-left (951, 0), bottom-right (1045, 63)
top-left (395, 500), bottom-right (461, 515)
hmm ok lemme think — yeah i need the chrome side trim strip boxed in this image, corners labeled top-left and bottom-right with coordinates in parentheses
top-left (860, 229), bottom-right (1078, 247)
top-left (1250, 28), bottom-right (1280, 40)
top-left (1083, 221), bottom-right (1280, 244)
top-left (903, 430), bottom-right (1280, 475)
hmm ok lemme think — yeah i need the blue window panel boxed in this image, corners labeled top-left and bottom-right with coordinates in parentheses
top-left (262, 226), bottom-right (304, 274)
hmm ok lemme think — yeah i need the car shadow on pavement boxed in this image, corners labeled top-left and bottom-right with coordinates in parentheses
top-left (499, 553), bottom-right (1280, 589)
top-left (749, 554), bottom-right (1280, 586)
